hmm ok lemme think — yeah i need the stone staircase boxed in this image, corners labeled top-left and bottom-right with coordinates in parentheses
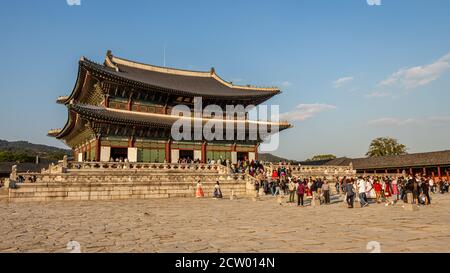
top-left (8, 163), bottom-right (254, 202)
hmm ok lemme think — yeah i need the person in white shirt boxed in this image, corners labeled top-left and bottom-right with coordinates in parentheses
top-left (429, 178), bottom-right (435, 194)
top-left (357, 177), bottom-right (369, 207)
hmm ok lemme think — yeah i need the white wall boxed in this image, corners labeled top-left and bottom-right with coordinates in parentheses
top-left (77, 153), bottom-right (83, 162)
top-left (248, 152), bottom-right (256, 162)
top-left (171, 149), bottom-right (179, 163)
top-left (100, 146), bottom-right (111, 162)
top-left (194, 150), bottom-right (202, 162)
top-left (128, 148), bottom-right (138, 163)
top-left (231, 152), bottom-right (237, 164)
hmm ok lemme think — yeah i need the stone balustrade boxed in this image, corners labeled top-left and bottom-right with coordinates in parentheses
top-left (264, 163), bottom-right (356, 179)
top-left (44, 162), bottom-right (226, 173)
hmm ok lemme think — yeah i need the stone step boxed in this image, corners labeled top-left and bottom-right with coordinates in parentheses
top-left (8, 178), bottom-right (251, 202)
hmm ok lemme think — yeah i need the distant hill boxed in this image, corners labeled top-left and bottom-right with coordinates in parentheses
top-left (259, 153), bottom-right (297, 163)
top-left (0, 140), bottom-right (70, 163)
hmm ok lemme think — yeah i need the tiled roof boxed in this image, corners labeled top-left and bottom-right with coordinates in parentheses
top-left (75, 51), bottom-right (281, 100)
top-left (324, 151), bottom-right (450, 169)
top-left (69, 103), bottom-right (292, 131)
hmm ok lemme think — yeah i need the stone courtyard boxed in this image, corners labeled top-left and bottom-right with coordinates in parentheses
top-left (0, 193), bottom-right (449, 253)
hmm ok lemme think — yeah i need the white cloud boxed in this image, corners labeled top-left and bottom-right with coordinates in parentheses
top-left (380, 53), bottom-right (450, 89)
top-left (368, 117), bottom-right (416, 126)
top-left (231, 78), bottom-right (243, 83)
top-left (365, 91), bottom-right (391, 98)
top-left (280, 81), bottom-right (292, 87)
top-left (333, 76), bottom-right (354, 88)
top-left (280, 103), bottom-right (337, 122)
top-left (429, 116), bottom-right (450, 122)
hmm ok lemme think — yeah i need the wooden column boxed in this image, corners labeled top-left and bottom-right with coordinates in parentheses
top-left (385, 169), bottom-right (388, 174)
top-left (128, 136), bottom-right (135, 148)
top-left (165, 140), bottom-right (171, 163)
top-left (201, 142), bottom-right (207, 163)
top-left (95, 137), bottom-right (101, 162)
top-left (104, 94), bottom-right (110, 108)
top-left (437, 166), bottom-right (441, 178)
top-left (423, 167), bottom-right (427, 176)
top-left (447, 171), bottom-right (449, 181)
top-left (82, 145), bottom-right (86, 161)
top-left (397, 168), bottom-right (400, 175)
top-left (88, 142), bottom-right (92, 161)
top-left (410, 167), bottom-right (413, 175)
top-left (254, 144), bottom-right (259, 161)
top-left (127, 97), bottom-right (133, 111)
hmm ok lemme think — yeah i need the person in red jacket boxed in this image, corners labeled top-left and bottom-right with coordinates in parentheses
top-left (373, 180), bottom-right (382, 203)
top-left (297, 181), bottom-right (305, 207)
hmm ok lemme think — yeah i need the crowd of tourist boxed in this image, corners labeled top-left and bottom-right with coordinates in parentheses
top-left (211, 158), bottom-right (450, 208)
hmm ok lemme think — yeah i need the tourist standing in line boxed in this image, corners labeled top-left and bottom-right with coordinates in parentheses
top-left (429, 178), bottom-right (434, 194)
top-left (213, 181), bottom-right (223, 199)
top-left (345, 179), bottom-right (355, 208)
top-left (297, 180), bottom-right (305, 206)
top-left (322, 180), bottom-right (330, 204)
top-left (421, 179), bottom-right (431, 205)
top-left (392, 177), bottom-right (399, 202)
top-left (335, 177), bottom-right (340, 194)
top-left (288, 178), bottom-right (296, 203)
top-left (254, 180), bottom-right (260, 198)
top-left (306, 179), bottom-right (313, 199)
top-left (357, 177), bottom-right (369, 207)
top-left (413, 177), bottom-right (420, 204)
top-left (316, 178), bottom-right (323, 197)
top-left (373, 179), bottom-right (382, 203)
top-left (274, 179), bottom-right (281, 196)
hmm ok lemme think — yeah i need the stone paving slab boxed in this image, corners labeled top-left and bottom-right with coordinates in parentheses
top-left (0, 194), bottom-right (449, 253)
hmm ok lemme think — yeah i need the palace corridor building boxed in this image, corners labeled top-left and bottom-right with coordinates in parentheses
top-left (49, 51), bottom-right (291, 163)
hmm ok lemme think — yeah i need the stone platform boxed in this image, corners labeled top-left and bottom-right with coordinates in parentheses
top-left (8, 163), bottom-right (253, 202)
top-left (8, 173), bottom-right (250, 202)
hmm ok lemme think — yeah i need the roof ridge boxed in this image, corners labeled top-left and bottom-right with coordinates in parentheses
top-left (105, 50), bottom-right (280, 92)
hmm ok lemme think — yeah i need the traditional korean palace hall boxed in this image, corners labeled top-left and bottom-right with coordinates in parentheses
top-left (48, 51), bottom-right (291, 164)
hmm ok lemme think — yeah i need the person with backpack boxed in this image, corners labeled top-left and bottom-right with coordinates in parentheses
top-left (297, 180), bottom-right (305, 206)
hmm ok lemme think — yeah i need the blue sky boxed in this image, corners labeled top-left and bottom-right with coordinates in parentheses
top-left (0, 0), bottom-right (449, 160)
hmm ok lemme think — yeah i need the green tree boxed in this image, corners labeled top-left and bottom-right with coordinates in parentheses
top-left (0, 150), bottom-right (35, 163)
top-left (366, 137), bottom-right (407, 157)
top-left (307, 154), bottom-right (337, 161)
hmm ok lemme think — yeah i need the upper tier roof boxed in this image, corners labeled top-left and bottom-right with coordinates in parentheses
top-left (74, 50), bottom-right (281, 100)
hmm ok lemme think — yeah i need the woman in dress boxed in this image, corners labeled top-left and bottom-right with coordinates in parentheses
top-left (392, 178), bottom-right (399, 201)
top-left (196, 180), bottom-right (205, 198)
top-left (306, 179), bottom-right (313, 199)
top-left (373, 180), bottom-right (382, 203)
top-left (213, 181), bottom-right (223, 198)
top-left (383, 178), bottom-right (393, 206)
